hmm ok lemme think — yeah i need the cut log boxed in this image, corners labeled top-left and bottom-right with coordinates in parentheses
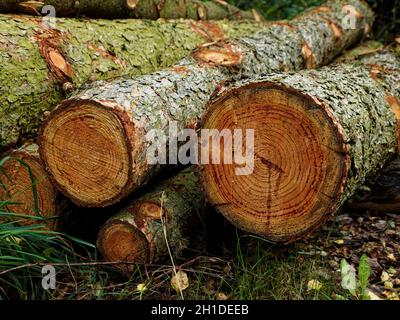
top-left (347, 158), bottom-right (400, 213)
top-left (39, 0), bottom-right (374, 208)
top-left (0, 144), bottom-right (58, 229)
top-left (0, 15), bottom-right (263, 149)
top-left (0, 0), bottom-right (260, 20)
top-left (96, 167), bottom-right (205, 273)
top-left (198, 48), bottom-right (400, 243)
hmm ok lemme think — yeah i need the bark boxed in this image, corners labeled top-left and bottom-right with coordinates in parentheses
top-left (198, 47), bottom-right (400, 243)
top-left (347, 158), bottom-right (400, 213)
top-left (0, 0), bottom-right (261, 20)
top-left (0, 143), bottom-right (59, 229)
top-left (0, 15), bottom-right (264, 150)
top-left (96, 167), bottom-right (206, 273)
top-left (39, 0), bottom-right (374, 208)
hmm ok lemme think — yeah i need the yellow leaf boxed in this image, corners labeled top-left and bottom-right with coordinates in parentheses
top-left (136, 283), bottom-right (147, 292)
top-left (384, 281), bottom-right (393, 289)
top-left (216, 292), bottom-right (228, 300)
top-left (381, 271), bottom-right (390, 282)
top-left (171, 271), bottom-right (189, 293)
top-left (366, 290), bottom-right (382, 300)
top-left (387, 253), bottom-right (396, 262)
top-left (334, 239), bottom-right (344, 245)
top-left (307, 279), bottom-right (323, 291)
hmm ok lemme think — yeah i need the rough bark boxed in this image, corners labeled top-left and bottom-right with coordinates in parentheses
top-left (0, 143), bottom-right (59, 229)
top-left (0, 15), bottom-right (263, 150)
top-left (198, 48), bottom-right (400, 243)
top-left (96, 167), bottom-right (206, 273)
top-left (39, 0), bottom-right (374, 207)
top-left (0, 0), bottom-right (261, 20)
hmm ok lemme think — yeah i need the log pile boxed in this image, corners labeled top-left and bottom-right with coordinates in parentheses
top-left (2, 0), bottom-right (400, 273)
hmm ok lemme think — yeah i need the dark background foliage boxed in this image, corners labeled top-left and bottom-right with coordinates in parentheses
top-left (228, 0), bottom-right (399, 42)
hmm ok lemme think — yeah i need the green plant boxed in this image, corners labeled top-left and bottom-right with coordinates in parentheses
top-left (340, 254), bottom-right (372, 300)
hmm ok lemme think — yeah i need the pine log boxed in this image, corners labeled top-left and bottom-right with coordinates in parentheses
top-left (39, 0), bottom-right (374, 208)
top-left (0, 144), bottom-right (58, 229)
top-left (0, 15), bottom-right (263, 150)
top-left (198, 48), bottom-right (400, 243)
top-left (0, 0), bottom-right (260, 20)
top-left (96, 167), bottom-right (205, 273)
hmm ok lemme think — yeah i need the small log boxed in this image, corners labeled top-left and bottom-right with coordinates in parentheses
top-left (96, 167), bottom-right (206, 273)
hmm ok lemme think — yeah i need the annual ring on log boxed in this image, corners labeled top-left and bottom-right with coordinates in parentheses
top-left (199, 82), bottom-right (350, 243)
top-left (0, 145), bottom-right (58, 229)
top-left (40, 100), bottom-right (133, 207)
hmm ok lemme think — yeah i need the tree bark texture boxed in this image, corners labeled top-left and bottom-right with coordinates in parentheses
top-left (0, 0), bottom-right (261, 20)
top-left (0, 15), bottom-right (264, 149)
top-left (39, 0), bottom-right (374, 208)
top-left (198, 48), bottom-right (400, 243)
top-left (96, 167), bottom-right (206, 273)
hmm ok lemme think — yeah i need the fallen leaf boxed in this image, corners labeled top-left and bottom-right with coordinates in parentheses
top-left (381, 271), bottom-right (390, 282)
top-left (216, 292), bottom-right (228, 300)
top-left (307, 279), bottom-right (323, 291)
top-left (384, 281), bottom-right (393, 289)
top-left (334, 239), bottom-right (344, 245)
top-left (387, 253), bottom-right (396, 262)
top-left (171, 271), bottom-right (189, 293)
top-left (136, 283), bottom-right (147, 292)
top-left (366, 290), bottom-right (382, 300)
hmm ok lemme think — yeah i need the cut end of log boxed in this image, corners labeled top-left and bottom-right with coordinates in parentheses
top-left (126, 0), bottom-right (139, 10)
top-left (97, 220), bottom-right (149, 273)
top-left (200, 83), bottom-right (349, 242)
top-left (0, 149), bottom-right (57, 228)
top-left (193, 44), bottom-right (243, 67)
top-left (39, 101), bottom-right (132, 207)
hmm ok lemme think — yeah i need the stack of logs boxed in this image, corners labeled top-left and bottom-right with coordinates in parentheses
top-left (1, 0), bottom-right (399, 274)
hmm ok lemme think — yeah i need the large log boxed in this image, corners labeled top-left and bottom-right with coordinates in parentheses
top-left (0, 15), bottom-right (263, 149)
top-left (39, 0), bottom-right (374, 207)
top-left (198, 48), bottom-right (400, 243)
top-left (0, 0), bottom-right (260, 20)
top-left (0, 144), bottom-right (58, 229)
top-left (97, 167), bottom-right (205, 273)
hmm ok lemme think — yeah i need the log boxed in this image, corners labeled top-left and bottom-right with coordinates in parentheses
top-left (198, 47), bottom-right (400, 243)
top-left (0, 15), bottom-right (263, 150)
top-left (39, 0), bottom-right (374, 208)
top-left (346, 158), bottom-right (400, 213)
top-left (0, 0), bottom-right (261, 20)
top-left (96, 167), bottom-right (205, 273)
top-left (0, 144), bottom-right (58, 229)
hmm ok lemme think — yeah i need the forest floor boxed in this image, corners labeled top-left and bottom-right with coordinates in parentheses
top-left (14, 208), bottom-right (395, 301)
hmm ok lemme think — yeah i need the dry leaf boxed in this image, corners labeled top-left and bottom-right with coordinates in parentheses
top-left (136, 283), bottom-right (147, 292)
top-left (171, 271), bottom-right (189, 293)
top-left (216, 292), bottom-right (228, 300)
top-left (307, 279), bottom-right (323, 291)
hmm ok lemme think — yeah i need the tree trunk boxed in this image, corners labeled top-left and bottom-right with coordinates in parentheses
top-left (0, 15), bottom-right (263, 150)
top-left (198, 48), bottom-right (400, 243)
top-left (0, 0), bottom-right (261, 20)
top-left (96, 167), bottom-right (206, 273)
top-left (39, 0), bottom-right (374, 208)
top-left (0, 144), bottom-right (59, 229)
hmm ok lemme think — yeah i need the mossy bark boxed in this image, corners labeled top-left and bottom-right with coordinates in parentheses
top-left (0, 0), bottom-right (260, 20)
top-left (39, 0), bottom-right (374, 207)
top-left (97, 167), bottom-right (206, 272)
top-left (199, 48), bottom-right (400, 242)
top-left (0, 15), bottom-right (264, 149)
